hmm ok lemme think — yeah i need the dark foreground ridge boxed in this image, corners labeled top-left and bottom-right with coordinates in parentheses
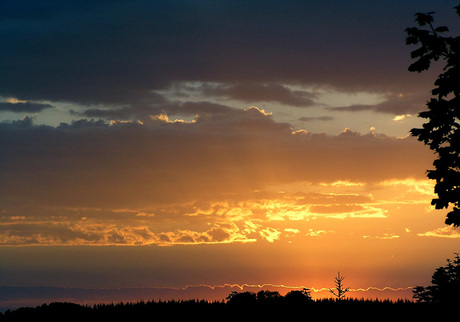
top-left (0, 294), bottom-right (452, 322)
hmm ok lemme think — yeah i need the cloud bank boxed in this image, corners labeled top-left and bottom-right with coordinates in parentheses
top-left (0, 0), bottom-right (448, 109)
top-left (0, 105), bottom-right (436, 246)
top-left (0, 108), bottom-right (433, 209)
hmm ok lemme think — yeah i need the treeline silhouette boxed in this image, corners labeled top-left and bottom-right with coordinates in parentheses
top-left (3, 254), bottom-right (459, 322)
top-left (0, 291), bottom-right (451, 322)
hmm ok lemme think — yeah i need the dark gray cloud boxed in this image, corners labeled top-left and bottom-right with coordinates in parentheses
top-left (299, 116), bottom-right (334, 122)
top-left (329, 92), bottom-right (429, 115)
top-left (1, 0), bottom-right (457, 108)
top-left (0, 101), bottom-right (53, 113)
top-left (74, 101), bottom-right (235, 120)
top-left (201, 83), bottom-right (318, 107)
top-left (0, 106), bottom-right (433, 210)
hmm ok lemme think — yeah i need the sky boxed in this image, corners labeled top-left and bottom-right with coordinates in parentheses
top-left (1, 0), bottom-right (460, 310)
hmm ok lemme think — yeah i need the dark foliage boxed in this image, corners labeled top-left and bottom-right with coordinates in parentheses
top-left (406, 3), bottom-right (460, 226)
top-left (413, 253), bottom-right (460, 304)
top-left (0, 293), bottom-right (452, 322)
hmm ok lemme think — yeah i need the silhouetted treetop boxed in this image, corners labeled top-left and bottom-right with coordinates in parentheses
top-left (256, 290), bottom-right (283, 304)
top-left (284, 288), bottom-right (313, 305)
top-left (329, 271), bottom-right (350, 300)
top-left (226, 291), bottom-right (257, 306)
top-left (413, 253), bottom-right (460, 304)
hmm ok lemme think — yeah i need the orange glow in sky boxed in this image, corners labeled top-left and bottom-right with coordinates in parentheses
top-left (1, 0), bottom-right (460, 310)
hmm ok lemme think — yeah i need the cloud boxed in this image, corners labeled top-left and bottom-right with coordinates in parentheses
top-left (0, 220), bottom-right (256, 246)
top-left (0, 1), bottom-right (447, 107)
top-left (305, 229), bottom-right (331, 237)
top-left (0, 101), bottom-right (53, 113)
top-left (0, 106), bottom-right (434, 210)
top-left (0, 115), bottom-right (35, 128)
top-left (417, 225), bottom-right (460, 238)
top-left (0, 103), bottom-right (438, 246)
top-left (0, 175), bottom-right (429, 246)
top-left (201, 83), bottom-right (318, 107)
top-left (308, 204), bottom-right (387, 219)
top-left (363, 233), bottom-right (400, 239)
top-left (153, 223), bottom-right (256, 246)
top-left (259, 227), bottom-right (282, 242)
top-left (393, 114), bottom-right (412, 121)
top-left (299, 116), bottom-right (334, 122)
top-left (76, 101), bottom-right (235, 121)
top-left (329, 92), bottom-right (428, 115)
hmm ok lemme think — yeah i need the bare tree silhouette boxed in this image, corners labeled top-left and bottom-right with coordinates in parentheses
top-left (329, 271), bottom-right (350, 300)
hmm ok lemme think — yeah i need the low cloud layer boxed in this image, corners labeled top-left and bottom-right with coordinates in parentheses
top-left (329, 92), bottom-right (429, 115)
top-left (201, 83), bottom-right (319, 108)
top-left (0, 105), bottom-right (437, 246)
top-left (0, 101), bottom-right (53, 113)
top-left (0, 107), bottom-right (433, 209)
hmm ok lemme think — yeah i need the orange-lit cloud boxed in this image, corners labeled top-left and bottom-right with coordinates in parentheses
top-left (0, 97), bottom-right (452, 308)
top-left (393, 114), bottom-right (412, 121)
top-left (2, 1), bottom-right (460, 309)
top-left (0, 176), bottom-right (442, 246)
top-left (0, 108), bottom-right (434, 210)
top-left (363, 233), bottom-right (400, 240)
top-left (0, 108), bottom-right (442, 246)
top-left (259, 227), bottom-right (282, 242)
top-left (417, 225), bottom-right (460, 239)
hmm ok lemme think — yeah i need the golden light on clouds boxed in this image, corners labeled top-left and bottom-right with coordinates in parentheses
top-left (3, 1), bottom-right (460, 309)
top-left (417, 225), bottom-right (460, 239)
top-left (393, 114), bottom-right (412, 121)
top-left (0, 177), bottom-right (445, 247)
top-left (0, 111), bottom-right (455, 304)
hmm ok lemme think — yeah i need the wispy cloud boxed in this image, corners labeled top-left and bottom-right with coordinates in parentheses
top-left (418, 225), bottom-right (460, 238)
top-left (328, 92), bottom-right (427, 115)
top-left (363, 233), bottom-right (400, 240)
top-left (299, 116), bottom-right (334, 122)
top-left (0, 100), bottom-right (53, 113)
top-left (201, 83), bottom-right (319, 107)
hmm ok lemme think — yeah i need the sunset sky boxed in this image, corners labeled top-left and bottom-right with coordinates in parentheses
top-left (1, 0), bottom-right (460, 309)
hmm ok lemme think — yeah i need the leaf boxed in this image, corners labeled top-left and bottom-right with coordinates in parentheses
top-left (435, 26), bottom-right (449, 33)
top-left (407, 5), bottom-right (460, 228)
top-left (408, 55), bottom-right (431, 72)
top-left (415, 12), bottom-right (435, 26)
top-left (410, 46), bottom-right (428, 59)
top-left (418, 111), bottom-right (431, 119)
top-left (445, 208), bottom-right (460, 227)
top-left (431, 198), bottom-right (449, 209)
top-left (405, 35), bottom-right (419, 45)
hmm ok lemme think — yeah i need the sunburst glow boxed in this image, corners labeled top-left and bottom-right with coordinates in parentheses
top-left (1, 0), bottom-right (459, 310)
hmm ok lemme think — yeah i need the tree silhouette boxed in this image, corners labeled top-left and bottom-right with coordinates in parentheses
top-left (413, 253), bottom-right (460, 304)
top-left (406, 4), bottom-right (460, 226)
top-left (225, 291), bottom-right (257, 306)
top-left (329, 271), bottom-right (350, 300)
top-left (284, 288), bottom-right (312, 305)
top-left (256, 290), bottom-right (283, 305)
